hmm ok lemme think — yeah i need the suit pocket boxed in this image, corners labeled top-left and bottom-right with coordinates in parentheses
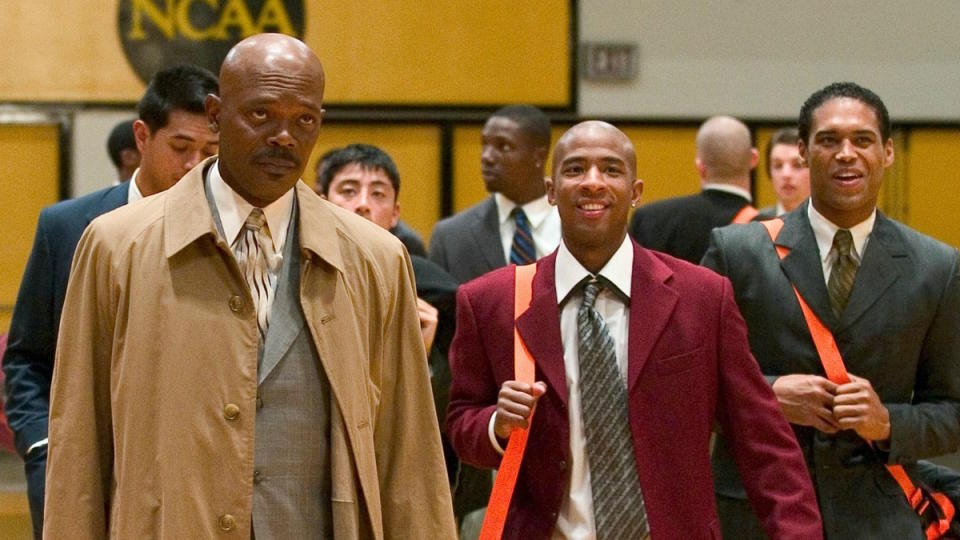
top-left (654, 347), bottom-right (704, 376)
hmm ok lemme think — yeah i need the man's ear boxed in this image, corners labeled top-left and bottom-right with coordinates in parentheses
top-left (631, 178), bottom-right (644, 207)
top-left (544, 176), bottom-right (556, 205)
top-left (205, 93), bottom-right (221, 132)
top-left (132, 120), bottom-right (150, 153)
top-left (391, 203), bottom-right (401, 229)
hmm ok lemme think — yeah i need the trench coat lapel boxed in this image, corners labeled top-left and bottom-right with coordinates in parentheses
top-left (776, 208), bottom-right (839, 328)
top-left (837, 213), bottom-right (902, 332)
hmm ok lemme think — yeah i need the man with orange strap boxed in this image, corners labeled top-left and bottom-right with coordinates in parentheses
top-left (703, 82), bottom-right (960, 539)
top-left (628, 115), bottom-right (759, 264)
top-left (446, 120), bottom-right (822, 539)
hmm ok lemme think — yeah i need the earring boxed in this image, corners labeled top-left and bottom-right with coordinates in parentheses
top-left (209, 121), bottom-right (218, 132)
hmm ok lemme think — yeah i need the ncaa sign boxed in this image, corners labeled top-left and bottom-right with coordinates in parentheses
top-left (118, 0), bottom-right (306, 84)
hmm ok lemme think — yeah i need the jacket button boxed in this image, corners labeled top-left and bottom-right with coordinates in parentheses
top-left (253, 469), bottom-right (263, 484)
top-left (256, 396), bottom-right (263, 410)
top-left (218, 513), bottom-right (236, 531)
top-left (228, 295), bottom-right (244, 312)
top-left (223, 403), bottom-right (240, 421)
top-left (558, 460), bottom-right (567, 472)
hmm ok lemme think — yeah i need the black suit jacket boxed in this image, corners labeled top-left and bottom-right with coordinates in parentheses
top-left (429, 196), bottom-right (505, 283)
top-left (629, 188), bottom-right (752, 264)
top-left (3, 182), bottom-right (128, 455)
top-left (702, 204), bottom-right (960, 539)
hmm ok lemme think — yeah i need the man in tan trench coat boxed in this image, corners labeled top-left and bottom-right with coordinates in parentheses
top-left (43, 34), bottom-right (455, 539)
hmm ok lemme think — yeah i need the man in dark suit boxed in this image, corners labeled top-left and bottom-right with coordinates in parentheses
top-left (446, 120), bottom-right (822, 539)
top-left (629, 115), bottom-right (758, 264)
top-left (2, 64), bottom-right (218, 538)
top-left (703, 82), bottom-right (960, 539)
top-left (430, 104), bottom-right (560, 283)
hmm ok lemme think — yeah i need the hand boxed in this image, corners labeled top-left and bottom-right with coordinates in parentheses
top-left (416, 297), bottom-right (439, 353)
top-left (833, 374), bottom-right (891, 442)
top-left (493, 380), bottom-right (548, 440)
top-left (772, 374), bottom-right (840, 433)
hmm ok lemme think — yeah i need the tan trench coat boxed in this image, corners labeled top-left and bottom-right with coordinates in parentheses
top-left (44, 159), bottom-right (455, 539)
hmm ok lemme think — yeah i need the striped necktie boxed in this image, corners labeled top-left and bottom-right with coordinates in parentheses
top-left (827, 229), bottom-right (858, 319)
top-left (233, 208), bottom-right (277, 340)
top-left (577, 279), bottom-right (650, 539)
top-left (509, 207), bottom-right (536, 265)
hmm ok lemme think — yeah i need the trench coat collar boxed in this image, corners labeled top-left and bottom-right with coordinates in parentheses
top-left (163, 157), bottom-right (345, 275)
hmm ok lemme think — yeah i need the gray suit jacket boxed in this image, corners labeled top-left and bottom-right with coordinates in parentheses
top-left (429, 196), bottom-right (505, 283)
top-left (702, 203), bottom-right (960, 539)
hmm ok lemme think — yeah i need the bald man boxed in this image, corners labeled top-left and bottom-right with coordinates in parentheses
top-left (628, 115), bottom-right (759, 264)
top-left (446, 121), bottom-right (820, 539)
top-left (43, 34), bottom-right (454, 539)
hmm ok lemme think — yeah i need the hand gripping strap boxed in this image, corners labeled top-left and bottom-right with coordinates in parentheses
top-left (479, 263), bottom-right (537, 540)
top-left (761, 219), bottom-right (954, 539)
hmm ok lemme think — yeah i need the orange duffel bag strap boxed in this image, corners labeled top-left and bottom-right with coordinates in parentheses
top-left (479, 263), bottom-right (538, 540)
top-left (731, 204), bottom-right (760, 224)
top-left (761, 219), bottom-right (954, 539)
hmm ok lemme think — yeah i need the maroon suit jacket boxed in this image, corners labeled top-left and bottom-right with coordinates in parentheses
top-left (446, 242), bottom-right (822, 540)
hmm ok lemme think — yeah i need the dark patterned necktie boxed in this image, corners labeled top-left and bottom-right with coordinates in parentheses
top-left (233, 208), bottom-right (276, 340)
top-left (827, 229), bottom-right (858, 319)
top-left (509, 207), bottom-right (536, 265)
top-left (577, 279), bottom-right (650, 539)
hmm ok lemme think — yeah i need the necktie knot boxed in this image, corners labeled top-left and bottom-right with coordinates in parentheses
top-left (581, 279), bottom-right (602, 310)
top-left (244, 208), bottom-right (266, 232)
top-left (833, 229), bottom-right (853, 257)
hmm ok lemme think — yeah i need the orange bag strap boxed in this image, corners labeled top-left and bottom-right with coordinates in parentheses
top-left (479, 263), bottom-right (537, 540)
top-left (762, 219), bottom-right (954, 539)
top-left (731, 204), bottom-right (760, 224)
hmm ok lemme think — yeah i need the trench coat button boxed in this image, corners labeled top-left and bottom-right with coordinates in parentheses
top-left (253, 469), bottom-right (263, 484)
top-left (218, 513), bottom-right (236, 531)
top-left (228, 295), bottom-right (244, 312)
top-left (223, 403), bottom-right (240, 421)
top-left (256, 396), bottom-right (263, 410)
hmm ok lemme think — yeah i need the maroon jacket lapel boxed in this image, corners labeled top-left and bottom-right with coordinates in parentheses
top-left (516, 254), bottom-right (569, 406)
top-left (627, 242), bottom-right (680, 393)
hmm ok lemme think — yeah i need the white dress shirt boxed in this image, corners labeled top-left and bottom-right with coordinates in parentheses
top-left (494, 192), bottom-right (562, 261)
top-left (807, 203), bottom-right (875, 285)
top-left (127, 168), bottom-right (144, 204)
top-left (208, 160), bottom-right (294, 259)
top-left (487, 235), bottom-right (634, 539)
top-left (702, 183), bottom-right (752, 202)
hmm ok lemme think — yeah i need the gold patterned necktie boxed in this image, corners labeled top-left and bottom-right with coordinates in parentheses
top-left (233, 208), bottom-right (277, 340)
top-left (827, 229), bottom-right (858, 319)
top-left (577, 279), bottom-right (650, 539)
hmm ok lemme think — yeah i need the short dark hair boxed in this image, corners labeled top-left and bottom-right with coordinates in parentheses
top-left (316, 144), bottom-right (400, 197)
top-left (106, 118), bottom-right (137, 167)
top-left (798, 82), bottom-right (890, 143)
top-left (137, 64), bottom-right (219, 132)
top-left (490, 104), bottom-right (551, 149)
top-left (764, 127), bottom-right (800, 177)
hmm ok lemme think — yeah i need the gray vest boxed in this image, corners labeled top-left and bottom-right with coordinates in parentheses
top-left (205, 180), bottom-right (332, 538)
top-left (252, 203), bottom-right (332, 538)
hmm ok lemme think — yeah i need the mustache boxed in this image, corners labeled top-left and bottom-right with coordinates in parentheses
top-left (253, 147), bottom-right (300, 166)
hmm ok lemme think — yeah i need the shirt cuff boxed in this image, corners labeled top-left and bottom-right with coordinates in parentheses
top-left (26, 438), bottom-right (48, 457)
top-left (488, 412), bottom-right (506, 456)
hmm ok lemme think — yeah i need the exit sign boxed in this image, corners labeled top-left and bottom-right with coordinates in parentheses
top-left (581, 42), bottom-right (638, 81)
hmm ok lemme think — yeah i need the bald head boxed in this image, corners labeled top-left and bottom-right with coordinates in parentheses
top-left (220, 33), bottom-right (325, 101)
top-left (695, 116), bottom-right (756, 184)
top-left (206, 33), bottom-right (327, 207)
top-left (552, 121), bottom-right (637, 178)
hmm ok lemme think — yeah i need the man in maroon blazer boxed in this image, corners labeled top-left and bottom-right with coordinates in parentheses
top-left (446, 120), bottom-right (822, 540)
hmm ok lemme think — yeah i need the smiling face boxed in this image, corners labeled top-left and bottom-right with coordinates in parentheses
top-left (768, 142), bottom-right (810, 212)
top-left (546, 121), bottom-right (642, 273)
top-left (208, 34), bottom-right (325, 207)
top-left (800, 97), bottom-right (894, 228)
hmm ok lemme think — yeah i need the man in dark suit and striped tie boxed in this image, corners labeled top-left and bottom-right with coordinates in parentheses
top-left (430, 105), bottom-right (561, 284)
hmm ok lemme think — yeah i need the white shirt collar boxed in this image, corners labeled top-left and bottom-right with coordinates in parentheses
top-left (209, 160), bottom-right (295, 252)
top-left (702, 183), bottom-right (752, 202)
top-left (494, 192), bottom-right (554, 229)
top-left (127, 168), bottom-right (144, 204)
top-left (555, 234), bottom-right (634, 305)
top-left (807, 202), bottom-right (876, 264)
